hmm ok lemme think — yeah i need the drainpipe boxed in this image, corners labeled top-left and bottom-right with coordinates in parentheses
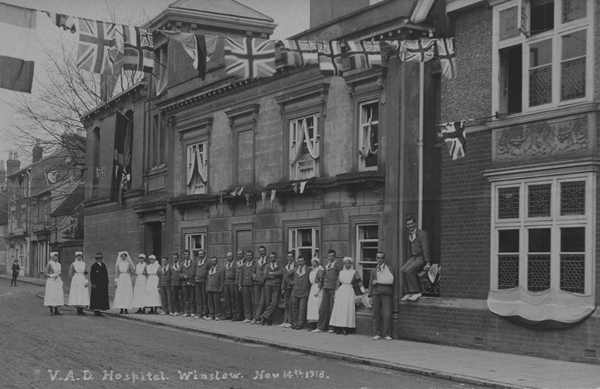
top-left (417, 62), bottom-right (425, 227)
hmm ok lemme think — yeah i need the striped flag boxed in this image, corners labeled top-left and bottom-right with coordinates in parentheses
top-left (341, 41), bottom-right (382, 71)
top-left (121, 25), bottom-right (154, 73)
top-left (436, 38), bottom-right (457, 79)
top-left (316, 41), bottom-right (344, 76)
top-left (224, 37), bottom-right (276, 79)
top-left (399, 38), bottom-right (435, 62)
top-left (77, 18), bottom-right (118, 74)
top-left (440, 121), bottom-right (466, 160)
top-left (42, 11), bottom-right (76, 33)
top-left (276, 40), bottom-right (318, 68)
top-left (0, 3), bottom-right (36, 93)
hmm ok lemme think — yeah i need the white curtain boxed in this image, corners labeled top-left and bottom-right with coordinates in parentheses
top-left (290, 120), bottom-right (305, 165)
top-left (186, 145), bottom-right (196, 186)
top-left (359, 117), bottom-right (378, 157)
top-left (196, 144), bottom-right (208, 183)
top-left (302, 118), bottom-right (320, 160)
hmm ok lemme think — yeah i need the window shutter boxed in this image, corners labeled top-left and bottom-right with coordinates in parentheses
top-left (518, 0), bottom-right (530, 37)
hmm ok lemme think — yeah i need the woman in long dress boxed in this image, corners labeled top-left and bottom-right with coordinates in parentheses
top-left (68, 251), bottom-right (90, 315)
top-left (306, 257), bottom-right (324, 330)
top-left (132, 254), bottom-right (147, 314)
top-left (329, 257), bottom-right (365, 335)
top-left (144, 255), bottom-right (162, 314)
top-left (113, 251), bottom-right (134, 314)
top-left (44, 252), bottom-right (64, 315)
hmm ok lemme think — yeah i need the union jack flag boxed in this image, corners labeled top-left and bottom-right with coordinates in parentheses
top-left (341, 41), bottom-right (382, 71)
top-left (440, 121), bottom-right (466, 160)
top-left (122, 25), bottom-right (154, 73)
top-left (77, 18), bottom-right (117, 74)
top-left (276, 40), bottom-right (318, 68)
top-left (316, 41), bottom-right (344, 76)
top-left (435, 38), bottom-right (457, 79)
top-left (224, 37), bottom-right (276, 79)
top-left (399, 38), bottom-right (435, 62)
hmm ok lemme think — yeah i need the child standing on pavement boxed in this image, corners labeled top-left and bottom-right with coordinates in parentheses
top-left (10, 259), bottom-right (20, 286)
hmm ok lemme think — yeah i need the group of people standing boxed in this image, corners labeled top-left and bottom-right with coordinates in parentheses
top-left (40, 215), bottom-right (430, 341)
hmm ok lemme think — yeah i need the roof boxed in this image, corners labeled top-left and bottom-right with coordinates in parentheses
top-left (168, 0), bottom-right (274, 23)
top-left (51, 185), bottom-right (85, 217)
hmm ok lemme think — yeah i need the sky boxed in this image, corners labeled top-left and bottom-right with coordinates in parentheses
top-left (0, 0), bottom-right (310, 165)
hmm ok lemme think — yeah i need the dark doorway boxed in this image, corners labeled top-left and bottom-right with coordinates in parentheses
top-left (145, 222), bottom-right (162, 258)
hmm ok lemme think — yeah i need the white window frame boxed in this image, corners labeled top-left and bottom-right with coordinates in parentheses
top-left (492, 0), bottom-right (593, 115)
top-left (288, 226), bottom-right (320, 261)
top-left (186, 141), bottom-right (208, 195)
top-left (358, 100), bottom-right (379, 172)
top-left (490, 172), bottom-right (594, 295)
top-left (355, 223), bottom-right (379, 279)
top-left (289, 114), bottom-right (320, 180)
top-left (185, 232), bottom-right (206, 257)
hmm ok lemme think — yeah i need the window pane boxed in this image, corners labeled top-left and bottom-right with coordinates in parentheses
top-left (499, 229), bottom-right (519, 253)
top-left (560, 255), bottom-right (584, 293)
top-left (499, 6), bottom-right (519, 40)
top-left (529, 40), bottom-right (553, 67)
top-left (528, 184), bottom-right (551, 217)
top-left (528, 255), bottom-right (551, 291)
top-left (561, 57), bottom-right (586, 100)
top-left (299, 229), bottom-right (312, 246)
top-left (528, 228), bottom-right (550, 252)
top-left (562, 30), bottom-right (586, 60)
top-left (361, 225), bottom-right (379, 239)
top-left (361, 243), bottom-right (378, 263)
top-left (530, 0), bottom-right (554, 35)
top-left (498, 255), bottom-right (519, 289)
top-left (529, 65), bottom-right (552, 106)
top-left (561, 227), bottom-right (584, 252)
top-left (562, 0), bottom-right (586, 22)
top-left (498, 187), bottom-right (519, 219)
top-left (560, 181), bottom-right (585, 215)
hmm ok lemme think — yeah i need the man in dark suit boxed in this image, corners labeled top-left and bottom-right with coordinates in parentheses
top-left (260, 252), bottom-right (283, 325)
top-left (89, 252), bottom-right (110, 317)
top-left (158, 257), bottom-right (172, 315)
top-left (194, 249), bottom-right (209, 319)
top-left (291, 256), bottom-right (312, 330)
top-left (400, 215), bottom-right (431, 301)
top-left (222, 252), bottom-right (237, 320)
top-left (233, 249), bottom-right (245, 321)
top-left (369, 251), bottom-right (394, 340)
top-left (252, 245), bottom-right (268, 324)
top-left (315, 249), bottom-right (341, 333)
top-left (180, 249), bottom-right (196, 317)
top-left (279, 251), bottom-right (296, 328)
top-left (206, 257), bottom-right (224, 320)
top-left (170, 253), bottom-right (183, 315)
top-left (238, 250), bottom-right (255, 323)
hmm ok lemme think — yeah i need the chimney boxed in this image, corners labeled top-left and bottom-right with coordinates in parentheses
top-left (33, 143), bottom-right (43, 164)
top-left (310, 0), bottom-right (370, 28)
top-left (7, 151), bottom-right (20, 176)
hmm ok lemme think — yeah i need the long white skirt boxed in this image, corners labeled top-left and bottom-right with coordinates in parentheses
top-left (329, 284), bottom-right (356, 328)
top-left (306, 283), bottom-right (322, 322)
top-left (132, 275), bottom-right (147, 308)
top-left (44, 276), bottom-right (64, 306)
top-left (144, 274), bottom-right (161, 307)
top-left (113, 273), bottom-right (133, 309)
top-left (68, 273), bottom-right (90, 306)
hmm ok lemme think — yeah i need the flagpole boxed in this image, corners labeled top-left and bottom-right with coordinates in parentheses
top-left (436, 112), bottom-right (504, 127)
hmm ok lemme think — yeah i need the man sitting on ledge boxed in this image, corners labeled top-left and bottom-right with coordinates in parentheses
top-left (400, 215), bottom-right (431, 301)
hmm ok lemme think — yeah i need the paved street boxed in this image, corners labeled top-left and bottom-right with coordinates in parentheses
top-left (0, 280), bottom-right (485, 389)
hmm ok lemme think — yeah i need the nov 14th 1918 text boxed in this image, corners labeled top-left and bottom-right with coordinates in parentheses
top-left (46, 369), bottom-right (330, 383)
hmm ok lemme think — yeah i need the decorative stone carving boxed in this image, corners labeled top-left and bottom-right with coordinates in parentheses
top-left (495, 117), bottom-right (588, 162)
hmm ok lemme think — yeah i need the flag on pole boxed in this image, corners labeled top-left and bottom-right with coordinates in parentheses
top-left (399, 38), bottom-right (435, 62)
top-left (0, 3), bottom-right (36, 93)
top-left (341, 41), bottom-right (382, 71)
top-left (440, 121), bottom-right (466, 160)
top-left (224, 37), bottom-right (276, 79)
top-left (436, 38), bottom-right (457, 79)
top-left (77, 18), bottom-right (118, 74)
top-left (276, 40), bottom-right (318, 68)
top-left (42, 11), bottom-right (76, 33)
top-left (316, 41), bottom-right (344, 76)
top-left (122, 25), bottom-right (154, 73)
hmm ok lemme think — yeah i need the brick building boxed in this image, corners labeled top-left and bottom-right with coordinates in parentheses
top-left (83, 0), bottom-right (442, 334)
top-left (398, 0), bottom-right (600, 363)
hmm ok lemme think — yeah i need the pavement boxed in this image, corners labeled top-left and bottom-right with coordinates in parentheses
top-left (6, 274), bottom-right (600, 389)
